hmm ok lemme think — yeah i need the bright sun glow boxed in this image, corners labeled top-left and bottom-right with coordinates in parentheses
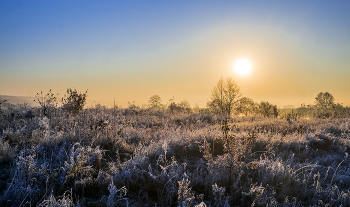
top-left (233, 58), bottom-right (253, 76)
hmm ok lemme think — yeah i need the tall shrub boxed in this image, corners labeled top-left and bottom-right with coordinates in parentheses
top-left (62, 88), bottom-right (88, 115)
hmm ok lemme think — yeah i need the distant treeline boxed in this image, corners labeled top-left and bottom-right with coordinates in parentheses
top-left (1, 81), bottom-right (349, 119)
top-left (0, 95), bottom-right (37, 107)
top-left (279, 104), bottom-right (350, 119)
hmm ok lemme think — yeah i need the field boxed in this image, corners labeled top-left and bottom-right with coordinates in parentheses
top-left (1, 105), bottom-right (350, 206)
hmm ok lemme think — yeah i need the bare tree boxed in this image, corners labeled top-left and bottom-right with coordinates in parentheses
top-left (148, 95), bottom-right (162, 109)
top-left (207, 77), bottom-right (242, 116)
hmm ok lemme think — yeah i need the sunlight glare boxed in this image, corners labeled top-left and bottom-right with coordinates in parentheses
top-left (233, 58), bottom-right (253, 76)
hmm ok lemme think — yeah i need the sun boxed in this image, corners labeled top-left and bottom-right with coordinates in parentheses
top-left (233, 58), bottom-right (253, 76)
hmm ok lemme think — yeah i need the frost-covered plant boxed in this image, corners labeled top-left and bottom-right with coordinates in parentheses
top-left (107, 181), bottom-right (128, 207)
top-left (194, 202), bottom-right (207, 207)
top-left (307, 171), bottom-right (350, 206)
top-left (64, 145), bottom-right (90, 180)
top-left (3, 128), bottom-right (26, 143)
top-left (0, 136), bottom-right (15, 162)
top-left (177, 172), bottom-right (195, 207)
top-left (39, 116), bottom-right (50, 130)
top-left (38, 192), bottom-right (74, 207)
top-left (162, 140), bottom-right (168, 160)
top-left (212, 183), bottom-right (229, 207)
top-left (241, 183), bottom-right (268, 206)
top-left (31, 116), bottom-right (61, 145)
top-left (0, 148), bottom-right (39, 206)
top-left (200, 120), bottom-right (257, 193)
top-left (63, 143), bottom-right (102, 180)
top-left (17, 149), bottom-right (37, 179)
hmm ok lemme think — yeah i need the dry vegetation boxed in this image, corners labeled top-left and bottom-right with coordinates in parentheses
top-left (1, 101), bottom-right (350, 207)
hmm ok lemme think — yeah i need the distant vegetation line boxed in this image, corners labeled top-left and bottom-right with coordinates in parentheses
top-left (1, 77), bottom-right (349, 119)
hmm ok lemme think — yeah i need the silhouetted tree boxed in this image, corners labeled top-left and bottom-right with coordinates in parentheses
top-left (237, 97), bottom-right (255, 116)
top-left (168, 98), bottom-right (191, 114)
top-left (259, 101), bottom-right (273, 117)
top-left (179, 99), bottom-right (192, 113)
top-left (179, 99), bottom-right (191, 109)
top-left (207, 77), bottom-right (242, 116)
top-left (148, 95), bottom-right (162, 109)
top-left (272, 105), bottom-right (279, 118)
top-left (315, 92), bottom-right (334, 109)
top-left (62, 88), bottom-right (88, 115)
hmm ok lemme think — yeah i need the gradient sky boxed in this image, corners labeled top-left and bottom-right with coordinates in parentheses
top-left (1, 0), bottom-right (350, 107)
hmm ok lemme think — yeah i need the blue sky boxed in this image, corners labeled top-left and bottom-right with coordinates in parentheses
top-left (1, 0), bottom-right (350, 107)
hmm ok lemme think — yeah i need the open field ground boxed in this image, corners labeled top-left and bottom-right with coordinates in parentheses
top-left (1, 106), bottom-right (350, 206)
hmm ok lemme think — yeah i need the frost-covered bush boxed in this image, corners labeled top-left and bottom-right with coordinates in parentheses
top-left (107, 181), bottom-right (128, 207)
top-left (1, 104), bottom-right (350, 206)
top-left (63, 143), bottom-right (102, 181)
top-left (0, 136), bottom-right (15, 162)
top-left (0, 148), bottom-right (40, 206)
top-left (38, 192), bottom-right (74, 207)
top-left (61, 88), bottom-right (88, 116)
top-left (177, 172), bottom-right (195, 207)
